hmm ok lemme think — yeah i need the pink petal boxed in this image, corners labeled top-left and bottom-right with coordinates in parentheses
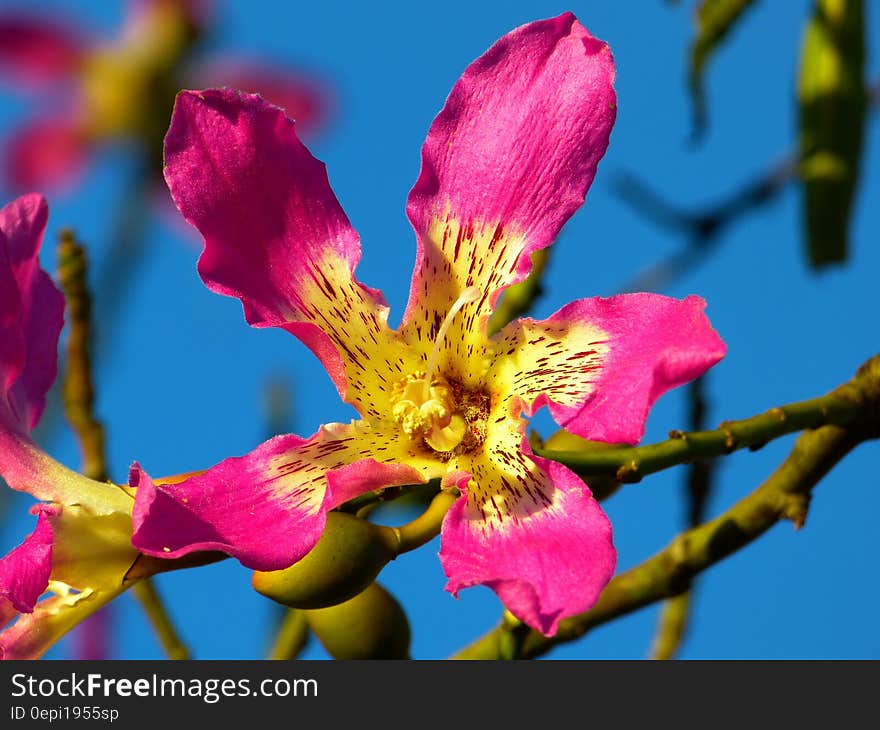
top-left (0, 15), bottom-right (84, 86)
top-left (4, 116), bottom-right (88, 191)
top-left (0, 506), bottom-right (54, 623)
top-left (0, 193), bottom-right (64, 434)
top-left (132, 424), bottom-right (430, 571)
top-left (164, 88), bottom-right (412, 416)
top-left (0, 426), bottom-right (132, 512)
top-left (0, 502), bottom-right (137, 659)
top-left (189, 57), bottom-right (330, 136)
top-left (502, 294), bottom-right (726, 445)
top-left (440, 451), bottom-right (615, 636)
top-left (401, 13), bottom-right (616, 361)
top-left (128, 0), bottom-right (207, 33)
top-left (0, 197), bottom-right (129, 511)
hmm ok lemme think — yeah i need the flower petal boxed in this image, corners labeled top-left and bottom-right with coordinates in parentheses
top-left (0, 15), bottom-right (84, 86)
top-left (0, 507), bottom-right (54, 623)
top-left (494, 294), bottom-right (726, 444)
top-left (47, 505), bottom-right (137, 592)
top-left (0, 194), bottom-right (130, 513)
top-left (400, 13), bottom-right (615, 386)
top-left (0, 193), bottom-right (63, 434)
top-left (132, 422), bottom-right (440, 571)
top-left (0, 502), bottom-right (136, 659)
top-left (164, 88), bottom-right (413, 416)
top-left (4, 116), bottom-right (88, 191)
top-left (0, 431), bottom-right (133, 514)
top-left (0, 585), bottom-right (126, 660)
top-left (441, 409), bottom-right (615, 635)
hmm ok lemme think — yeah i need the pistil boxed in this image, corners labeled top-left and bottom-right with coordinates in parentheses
top-left (391, 287), bottom-right (481, 452)
top-left (422, 286), bottom-right (481, 401)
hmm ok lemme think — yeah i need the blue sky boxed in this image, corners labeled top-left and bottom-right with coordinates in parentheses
top-left (1, 0), bottom-right (878, 659)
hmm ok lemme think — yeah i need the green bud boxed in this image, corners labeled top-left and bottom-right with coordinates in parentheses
top-left (252, 512), bottom-right (399, 609)
top-left (543, 430), bottom-right (622, 502)
top-left (305, 582), bottom-right (410, 659)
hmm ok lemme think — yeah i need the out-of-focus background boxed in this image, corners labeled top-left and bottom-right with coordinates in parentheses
top-left (1, 0), bottom-right (878, 659)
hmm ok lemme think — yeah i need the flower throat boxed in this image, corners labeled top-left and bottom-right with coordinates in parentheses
top-left (391, 287), bottom-right (488, 454)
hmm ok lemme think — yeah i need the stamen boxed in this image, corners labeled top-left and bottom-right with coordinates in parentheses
top-left (423, 286), bottom-right (481, 400)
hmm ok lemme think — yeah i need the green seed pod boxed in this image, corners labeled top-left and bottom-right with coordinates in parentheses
top-left (305, 582), bottom-right (410, 659)
top-left (252, 512), bottom-right (400, 609)
top-left (543, 430), bottom-right (623, 502)
top-left (797, 0), bottom-right (865, 267)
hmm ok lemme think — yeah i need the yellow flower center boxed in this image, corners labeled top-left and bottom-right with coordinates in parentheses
top-left (391, 373), bottom-right (467, 451)
top-left (391, 286), bottom-right (488, 454)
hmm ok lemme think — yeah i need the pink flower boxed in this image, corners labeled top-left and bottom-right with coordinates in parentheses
top-left (132, 13), bottom-right (726, 635)
top-left (0, 0), bottom-right (329, 190)
top-left (0, 194), bottom-right (138, 659)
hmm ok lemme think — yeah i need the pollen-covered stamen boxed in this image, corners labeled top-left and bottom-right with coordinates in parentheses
top-left (391, 373), bottom-right (466, 452)
top-left (391, 287), bottom-right (482, 452)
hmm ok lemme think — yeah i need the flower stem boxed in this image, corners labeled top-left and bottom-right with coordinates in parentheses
top-left (132, 579), bottom-right (191, 660)
top-left (268, 609), bottom-right (310, 660)
top-left (394, 489), bottom-right (458, 553)
top-left (454, 355), bottom-right (880, 659)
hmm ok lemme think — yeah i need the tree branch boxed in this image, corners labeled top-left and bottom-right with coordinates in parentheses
top-left (131, 580), bottom-right (190, 660)
top-left (57, 231), bottom-right (108, 483)
top-left (536, 370), bottom-right (873, 483)
top-left (268, 610), bottom-right (310, 660)
top-left (57, 230), bottom-right (191, 661)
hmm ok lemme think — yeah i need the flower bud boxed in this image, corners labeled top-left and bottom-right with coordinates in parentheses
top-left (252, 512), bottom-right (400, 609)
top-left (305, 582), bottom-right (410, 659)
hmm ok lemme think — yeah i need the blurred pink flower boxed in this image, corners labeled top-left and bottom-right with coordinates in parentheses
top-left (0, 0), bottom-right (330, 191)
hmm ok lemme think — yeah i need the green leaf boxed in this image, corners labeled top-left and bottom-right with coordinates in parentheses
top-left (798, 0), bottom-right (866, 268)
top-left (688, 0), bottom-right (758, 139)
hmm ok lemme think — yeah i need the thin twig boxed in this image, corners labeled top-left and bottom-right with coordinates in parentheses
top-left (268, 610), bottom-right (310, 660)
top-left (536, 374), bottom-right (871, 483)
top-left (616, 76), bottom-right (879, 292)
top-left (57, 230), bottom-right (191, 661)
top-left (57, 231), bottom-right (108, 483)
top-left (131, 580), bottom-right (190, 660)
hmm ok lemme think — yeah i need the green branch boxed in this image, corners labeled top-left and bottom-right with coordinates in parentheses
top-left (132, 580), bottom-right (190, 660)
top-left (57, 231), bottom-right (108, 483)
top-left (57, 230), bottom-right (191, 661)
top-left (536, 369), bottom-right (874, 483)
top-left (455, 355), bottom-right (880, 659)
top-left (268, 610), bottom-right (310, 660)
top-left (393, 490), bottom-right (458, 553)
